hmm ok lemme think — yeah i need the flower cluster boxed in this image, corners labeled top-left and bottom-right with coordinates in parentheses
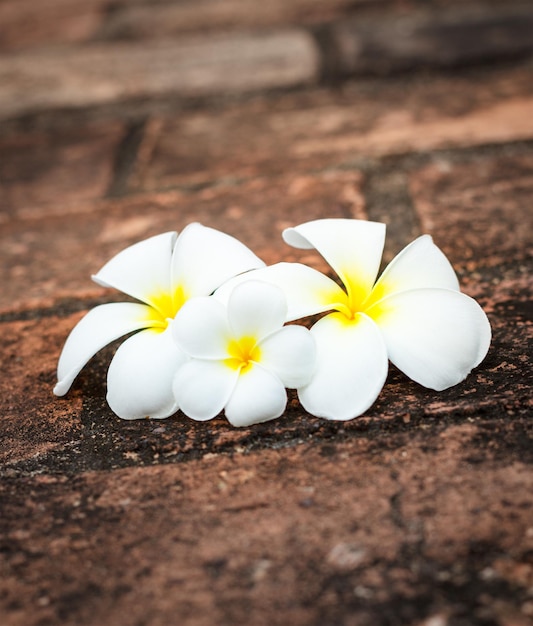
top-left (54, 219), bottom-right (491, 426)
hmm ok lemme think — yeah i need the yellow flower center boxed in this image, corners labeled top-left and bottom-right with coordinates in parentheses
top-left (332, 275), bottom-right (391, 323)
top-left (145, 285), bottom-right (188, 330)
top-left (225, 336), bottom-right (261, 373)
top-left (331, 285), bottom-right (366, 322)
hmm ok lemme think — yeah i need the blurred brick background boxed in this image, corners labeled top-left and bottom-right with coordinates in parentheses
top-left (0, 2), bottom-right (532, 625)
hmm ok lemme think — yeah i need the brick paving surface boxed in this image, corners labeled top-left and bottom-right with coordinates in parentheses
top-left (0, 2), bottom-right (532, 625)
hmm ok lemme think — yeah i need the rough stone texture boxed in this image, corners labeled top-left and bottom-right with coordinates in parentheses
top-left (0, 0), bottom-right (107, 52)
top-left (0, 1), bottom-right (532, 625)
top-left (0, 31), bottom-right (320, 120)
top-left (129, 66), bottom-right (533, 191)
top-left (97, 0), bottom-right (359, 40)
top-left (0, 317), bottom-right (83, 468)
top-left (410, 154), bottom-right (533, 268)
top-left (322, 3), bottom-right (533, 78)
top-left (1, 442), bottom-right (531, 626)
top-left (0, 121), bottom-right (125, 217)
top-left (0, 0), bottom-right (359, 51)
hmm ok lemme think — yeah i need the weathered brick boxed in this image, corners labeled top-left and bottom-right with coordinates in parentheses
top-left (0, 432), bottom-right (530, 626)
top-left (0, 122), bottom-right (124, 216)
top-left (97, 0), bottom-right (356, 40)
top-left (409, 154), bottom-right (533, 267)
top-left (323, 3), bottom-right (533, 78)
top-left (0, 0), bottom-right (106, 52)
top-left (0, 316), bottom-right (82, 467)
top-left (294, 96), bottom-right (533, 159)
top-left (0, 31), bottom-right (320, 120)
top-left (0, 171), bottom-right (364, 313)
top-left (131, 67), bottom-right (533, 191)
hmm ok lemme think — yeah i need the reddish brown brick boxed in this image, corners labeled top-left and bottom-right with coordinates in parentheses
top-left (0, 0), bottom-right (106, 52)
top-left (409, 154), bottom-right (533, 267)
top-left (294, 96), bottom-right (533, 159)
top-left (0, 435), bottom-right (531, 626)
top-left (0, 316), bottom-right (82, 467)
top-left (0, 122), bottom-right (124, 216)
top-left (131, 66), bottom-right (533, 191)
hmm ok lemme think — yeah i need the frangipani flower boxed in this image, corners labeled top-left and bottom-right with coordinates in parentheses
top-left (54, 223), bottom-right (265, 419)
top-left (217, 219), bottom-right (491, 421)
top-left (172, 280), bottom-right (316, 427)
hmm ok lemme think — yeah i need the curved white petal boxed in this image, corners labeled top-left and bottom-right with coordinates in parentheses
top-left (215, 263), bottom-right (348, 322)
top-left (92, 232), bottom-right (176, 309)
top-left (259, 325), bottom-right (316, 388)
top-left (365, 235), bottom-right (460, 308)
top-left (368, 288), bottom-right (492, 390)
top-left (54, 302), bottom-right (153, 396)
top-left (173, 359), bottom-right (238, 421)
top-left (106, 324), bottom-right (187, 420)
top-left (298, 312), bottom-right (388, 420)
top-left (227, 280), bottom-right (287, 340)
top-left (225, 364), bottom-right (287, 427)
top-left (171, 223), bottom-right (265, 298)
top-left (173, 296), bottom-right (230, 359)
top-left (283, 219), bottom-right (386, 309)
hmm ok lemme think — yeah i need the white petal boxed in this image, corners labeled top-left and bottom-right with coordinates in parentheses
top-left (283, 219), bottom-right (386, 308)
top-left (173, 297), bottom-right (230, 359)
top-left (368, 288), bottom-right (492, 390)
top-left (225, 364), bottom-right (287, 427)
top-left (171, 223), bottom-right (265, 298)
top-left (298, 312), bottom-right (388, 420)
top-left (92, 232), bottom-right (176, 309)
top-left (173, 359), bottom-right (238, 421)
top-left (227, 280), bottom-right (286, 340)
top-left (106, 324), bottom-right (187, 420)
top-left (54, 302), bottom-right (153, 396)
top-left (259, 325), bottom-right (316, 388)
top-left (215, 263), bottom-right (348, 322)
top-left (364, 235), bottom-right (460, 308)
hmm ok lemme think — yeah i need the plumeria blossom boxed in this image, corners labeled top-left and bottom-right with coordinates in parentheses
top-left (216, 219), bottom-right (491, 421)
top-left (54, 223), bottom-right (265, 419)
top-left (172, 280), bottom-right (316, 427)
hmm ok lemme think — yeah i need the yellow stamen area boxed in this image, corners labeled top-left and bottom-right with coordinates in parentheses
top-left (224, 336), bottom-right (261, 374)
top-left (330, 276), bottom-right (369, 321)
top-left (346, 282), bottom-right (371, 315)
top-left (328, 310), bottom-right (365, 328)
top-left (144, 285), bottom-right (188, 331)
top-left (331, 272), bottom-right (395, 322)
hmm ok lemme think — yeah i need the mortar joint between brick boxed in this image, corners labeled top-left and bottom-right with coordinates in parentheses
top-left (106, 118), bottom-right (148, 199)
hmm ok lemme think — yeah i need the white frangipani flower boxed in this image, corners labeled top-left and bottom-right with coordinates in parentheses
top-left (217, 219), bottom-right (491, 421)
top-left (172, 280), bottom-right (316, 427)
top-left (54, 223), bottom-right (265, 420)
